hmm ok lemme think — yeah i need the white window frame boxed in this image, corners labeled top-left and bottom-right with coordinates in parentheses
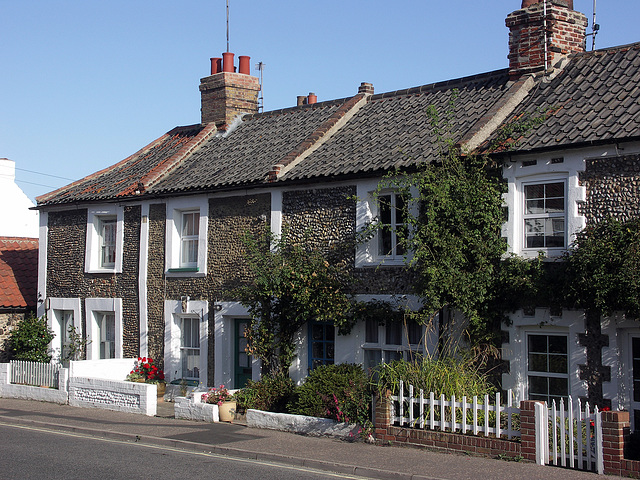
top-left (180, 315), bottom-right (201, 380)
top-left (362, 318), bottom-right (423, 371)
top-left (165, 196), bottom-right (208, 276)
top-left (85, 297), bottom-right (123, 360)
top-left (525, 331), bottom-right (570, 404)
top-left (356, 179), bottom-right (415, 267)
top-left (164, 299), bottom-right (208, 384)
top-left (85, 205), bottom-right (124, 273)
top-left (47, 297), bottom-right (82, 362)
top-left (522, 180), bottom-right (567, 252)
top-left (502, 153), bottom-right (586, 259)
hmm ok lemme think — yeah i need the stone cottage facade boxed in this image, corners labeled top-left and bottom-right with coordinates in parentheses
top-left (34, 0), bottom-right (640, 420)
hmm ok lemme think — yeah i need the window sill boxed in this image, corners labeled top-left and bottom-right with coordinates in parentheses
top-left (165, 267), bottom-right (205, 278)
top-left (85, 268), bottom-right (119, 274)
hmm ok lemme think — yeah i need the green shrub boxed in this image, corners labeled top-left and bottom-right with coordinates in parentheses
top-left (374, 355), bottom-right (495, 399)
top-left (8, 314), bottom-right (55, 363)
top-left (289, 363), bottom-right (371, 426)
top-left (235, 372), bottom-right (295, 413)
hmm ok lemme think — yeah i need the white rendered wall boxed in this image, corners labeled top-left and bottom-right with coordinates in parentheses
top-left (0, 158), bottom-right (38, 238)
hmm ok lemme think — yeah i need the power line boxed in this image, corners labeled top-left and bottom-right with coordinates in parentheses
top-left (14, 167), bottom-right (75, 181)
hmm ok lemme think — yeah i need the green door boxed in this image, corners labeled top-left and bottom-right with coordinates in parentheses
top-left (234, 319), bottom-right (252, 389)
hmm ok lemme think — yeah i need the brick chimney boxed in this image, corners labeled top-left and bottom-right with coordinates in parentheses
top-left (199, 52), bottom-right (261, 129)
top-left (506, 0), bottom-right (587, 78)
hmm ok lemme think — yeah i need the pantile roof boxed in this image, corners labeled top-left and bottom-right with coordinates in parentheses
top-left (486, 42), bottom-right (640, 153)
top-left (36, 42), bottom-right (640, 206)
top-left (0, 237), bottom-right (38, 309)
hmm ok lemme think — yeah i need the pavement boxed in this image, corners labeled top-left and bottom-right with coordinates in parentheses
top-left (0, 397), bottom-right (616, 480)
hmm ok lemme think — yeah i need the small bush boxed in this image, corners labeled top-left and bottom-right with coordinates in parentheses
top-left (289, 363), bottom-right (371, 426)
top-left (235, 372), bottom-right (295, 413)
top-left (7, 314), bottom-right (55, 363)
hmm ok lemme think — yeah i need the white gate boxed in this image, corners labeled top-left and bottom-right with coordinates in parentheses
top-left (543, 397), bottom-right (603, 474)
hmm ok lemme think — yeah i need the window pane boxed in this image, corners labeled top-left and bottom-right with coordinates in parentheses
top-left (526, 199), bottom-right (545, 215)
top-left (545, 182), bottom-right (564, 199)
top-left (378, 230), bottom-right (392, 256)
top-left (386, 350), bottom-right (403, 362)
top-left (528, 335), bottom-right (547, 353)
top-left (548, 354), bottom-right (568, 374)
top-left (549, 377), bottom-right (568, 397)
top-left (326, 343), bottom-right (334, 360)
top-left (525, 184), bottom-right (544, 200)
top-left (312, 324), bottom-right (323, 341)
top-left (528, 353), bottom-right (548, 372)
top-left (386, 322), bottom-right (402, 345)
top-left (546, 198), bottom-right (564, 213)
top-left (312, 342), bottom-right (324, 359)
top-left (379, 195), bottom-right (392, 224)
top-left (365, 318), bottom-right (379, 343)
top-left (406, 321), bottom-right (422, 345)
top-left (548, 335), bottom-right (567, 354)
top-left (529, 375), bottom-right (548, 396)
top-left (364, 350), bottom-right (381, 371)
top-left (325, 325), bottom-right (334, 341)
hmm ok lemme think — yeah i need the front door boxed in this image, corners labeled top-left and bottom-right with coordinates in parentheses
top-left (234, 319), bottom-right (252, 389)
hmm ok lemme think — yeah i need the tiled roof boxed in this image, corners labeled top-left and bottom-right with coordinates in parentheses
top-left (36, 125), bottom-right (210, 206)
top-left (35, 42), bottom-right (640, 206)
top-left (150, 100), bottom-right (350, 194)
top-left (282, 70), bottom-right (513, 181)
top-left (0, 237), bottom-right (38, 309)
top-left (486, 42), bottom-right (640, 153)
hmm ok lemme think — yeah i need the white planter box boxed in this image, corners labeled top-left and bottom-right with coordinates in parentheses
top-left (174, 396), bottom-right (219, 422)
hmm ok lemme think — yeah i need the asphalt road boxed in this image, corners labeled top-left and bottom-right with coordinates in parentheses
top-left (0, 423), bottom-right (370, 480)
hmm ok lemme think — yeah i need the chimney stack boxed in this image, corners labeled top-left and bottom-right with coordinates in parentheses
top-left (506, 0), bottom-right (587, 78)
top-left (200, 52), bottom-right (261, 129)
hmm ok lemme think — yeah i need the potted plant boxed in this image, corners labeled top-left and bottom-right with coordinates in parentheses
top-left (126, 357), bottom-right (166, 397)
top-left (202, 385), bottom-right (236, 422)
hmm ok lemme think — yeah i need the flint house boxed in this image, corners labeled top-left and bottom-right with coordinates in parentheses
top-left (35, 0), bottom-right (640, 418)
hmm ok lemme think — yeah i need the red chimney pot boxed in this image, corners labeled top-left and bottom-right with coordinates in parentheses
top-left (307, 92), bottom-right (317, 104)
top-left (222, 52), bottom-right (235, 73)
top-left (210, 57), bottom-right (222, 75)
top-left (238, 56), bottom-right (251, 75)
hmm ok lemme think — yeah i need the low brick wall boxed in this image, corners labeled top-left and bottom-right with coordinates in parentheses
top-left (374, 394), bottom-right (538, 462)
top-left (602, 410), bottom-right (640, 477)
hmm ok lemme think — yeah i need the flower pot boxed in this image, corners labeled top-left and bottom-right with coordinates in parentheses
top-left (156, 382), bottom-right (166, 398)
top-left (218, 401), bottom-right (237, 422)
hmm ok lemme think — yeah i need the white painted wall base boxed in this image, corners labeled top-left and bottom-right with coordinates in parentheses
top-left (246, 409), bottom-right (360, 438)
top-left (68, 377), bottom-right (156, 416)
top-left (174, 395), bottom-right (219, 422)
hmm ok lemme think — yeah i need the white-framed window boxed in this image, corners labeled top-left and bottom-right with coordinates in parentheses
top-left (100, 217), bottom-right (117, 268)
top-left (97, 312), bottom-right (116, 359)
top-left (180, 211), bottom-right (200, 268)
top-left (85, 297), bottom-right (123, 360)
top-left (85, 205), bottom-right (124, 273)
top-left (377, 192), bottom-right (407, 259)
top-left (165, 197), bottom-right (208, 276)
top-left (355, 179), bottom-right (414, 267)
top-left (47, 297), bottom-right (82, 363)
top-left (164, 299), bottom-right (208, 383)
top-left (523, 181), bottom-right (566, 250)
top-left (526, 332), bottom-right (569, 403)
top-left (362, 318), bottom-right (423, 372)
top-left (180, 316), bottom-right (200, 379)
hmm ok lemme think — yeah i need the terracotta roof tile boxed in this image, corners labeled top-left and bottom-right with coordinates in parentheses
top-left (0, 237), bottom-right (38, 309)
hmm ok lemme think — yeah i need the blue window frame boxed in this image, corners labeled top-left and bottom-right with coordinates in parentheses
top-left (308, 321), bottom-right (335, 370)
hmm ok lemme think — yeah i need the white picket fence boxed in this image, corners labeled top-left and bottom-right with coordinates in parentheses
top-left (10, 360), bottom-right (61, 389)
top-left (390, 380), bottom-right (522, 440)
top-left (544, 397), bottom-right (603, 474)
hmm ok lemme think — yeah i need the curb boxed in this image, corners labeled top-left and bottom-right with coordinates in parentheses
top-left (0, 415), bottom-right (436, 480)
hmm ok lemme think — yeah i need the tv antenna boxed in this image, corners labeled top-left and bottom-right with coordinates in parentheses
top-left (226, 0), bottom-right (230, 52)
top-left (256, 62), bottom-right (265, 112)
top-left (585, 0), bottom-right (600, 50)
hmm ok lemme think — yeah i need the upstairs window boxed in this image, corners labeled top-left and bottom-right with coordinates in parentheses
top-left (165, 197), bottom-right (208, 276)
top-left (85, 206), bottom-right (123, 273)
top-left (524, 181), bottom-right (565, 249)
top-left (100, 217), bottom-right (117, 268)
top-left (180, 211), bottom-right (200, 268)
top-left (377, 192), bottom-right (407, 259)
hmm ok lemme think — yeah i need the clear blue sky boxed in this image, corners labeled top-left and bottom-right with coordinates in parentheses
top-left (2, 0), bottom-right (638, 202)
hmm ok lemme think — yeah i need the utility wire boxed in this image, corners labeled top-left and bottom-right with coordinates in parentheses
top-left (14, 167), bottom-right (74, 181)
